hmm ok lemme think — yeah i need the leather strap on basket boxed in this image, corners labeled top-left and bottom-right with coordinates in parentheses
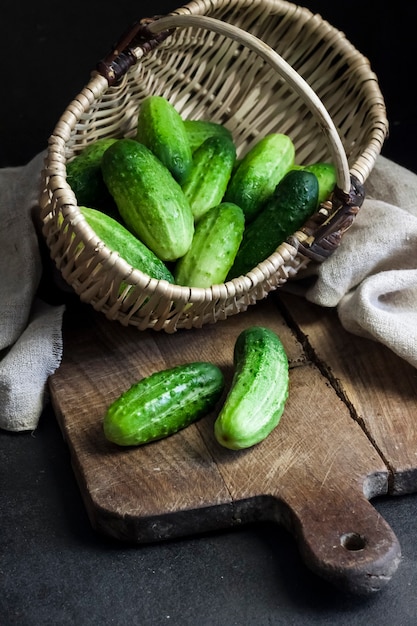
top-left (292, 175), bottom-right (365, 263)
top-left (97, 17), bottom-right (173, 85)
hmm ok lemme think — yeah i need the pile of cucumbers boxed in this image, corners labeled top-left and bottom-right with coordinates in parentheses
top-left (66, 96), bottom-right (337, 451)
top-left (67, 95), bottom-right (336, 289)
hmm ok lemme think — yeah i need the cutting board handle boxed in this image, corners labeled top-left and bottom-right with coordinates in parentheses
top-left (283, 493), bottom-right (401, 594)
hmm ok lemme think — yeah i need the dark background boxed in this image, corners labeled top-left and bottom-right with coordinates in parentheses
top-left (2, 2), bottom-right (417, 625)
top-left (1, 1), bottom-right (417, 173)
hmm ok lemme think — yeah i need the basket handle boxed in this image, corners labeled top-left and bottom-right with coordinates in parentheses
top-left (97, 12), bottom-right (365, 260)
top-left (98, 12), bottom-right (352, 194)
top-left (150, 14), bottom-right (353, 193)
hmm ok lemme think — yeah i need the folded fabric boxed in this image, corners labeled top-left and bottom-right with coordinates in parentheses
top-left (305, 156), bottom-right (417, 369)
top-left (0, 152), bottom-right (65, 432)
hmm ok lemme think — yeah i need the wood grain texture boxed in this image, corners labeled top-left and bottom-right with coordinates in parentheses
top-left (278, 291), bottom-right (417, 495)
top-left (49, 295), bottom-right (404, 594)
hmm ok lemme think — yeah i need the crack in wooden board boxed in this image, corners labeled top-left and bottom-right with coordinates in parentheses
top-left (49, 297), bottom-right (402, 593)
top-left (278, 291), bottom-right (417, 496)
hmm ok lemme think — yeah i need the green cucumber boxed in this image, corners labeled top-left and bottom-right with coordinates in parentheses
top-left (136, 95), bottom-right (193, 184)
top-left (227, 169), bottom-right (319, 279)
top-left (101, 138), bottom-right (194, 262)
top-left (79, 206), bottom-right (175, 283)
top-left (292, 162), bottom-right (337, 206)
top-left (183, 119), bottom-right (233, 153)
top-left (174, 202), bottom-right (244, 288)
top-left (214, 326), bottom-right (289, 450)
top-left (181, 135), bottom-right (237, 222)
top-left (66, 137), bottom-right (118, 211)
top-left (103, 362), bottom-right (225, 446)
top-left (302, 162), bottom-right (336, 205)
top-left (224, 133), bottom-right (295, 222)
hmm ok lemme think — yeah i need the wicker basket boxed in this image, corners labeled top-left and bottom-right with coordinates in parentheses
top-left (39, 0), bottom-right (388, 332)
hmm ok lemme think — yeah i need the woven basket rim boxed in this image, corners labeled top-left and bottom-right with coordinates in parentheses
top-left (51, 199), bottom-right (301, 301)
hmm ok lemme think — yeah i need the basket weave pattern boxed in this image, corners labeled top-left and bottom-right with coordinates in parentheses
top-left (39, 0), bottom-right (388, 332)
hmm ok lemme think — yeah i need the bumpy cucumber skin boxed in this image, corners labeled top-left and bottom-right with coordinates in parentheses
top-left (101, 139), bottom-right (194, 262)
top-left (302, 162), bottom-right (336, 205)
top-left (227, 169), bottom-right (319, 279)
top-left (136, 95), bottom-right (193, 185)
top-left (181, 135), bottom-right (237, 222)
top-left (183, 119), bottom-right (233, 153)
top-left (224, 133), bottom-right (295, 222)
top-left (66, 138), bottom-right (118, 210)
top-left (214, 326), bottom-right (289, 450)
top-left (103, 362), bottom-right (225, 446)
top-left (174, 202), bottom-right (245, 288)
top-left (80, 206), bottom-right (175, 283)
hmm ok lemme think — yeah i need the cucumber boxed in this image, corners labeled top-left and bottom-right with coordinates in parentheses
top-left (291, 162), bottom-right (336, 206)
top-left (79, 206), bottom-right (175, 283)
top-left (224, 133), bottom-right (295, 222)
top-left (136, 95), bottom-right (193, 184)
top-left (183, 119), bottom-right (233, 153)
top-left (66, 137), bottom-right (118, 211)
top-left (181, 135), bottom-right (237, 222)
top-left (174, 202), bottom-right (245, 288)
top-left (302, 162), bottom-right (336, 205)
top-left (227, 169), bottom-right (319, 279)
top-left (103, 362), bottom-right (225, 446)
top-left (214, 326), bottom-right (289, 450)
top-left (101, 138), bottom-right (194, 262)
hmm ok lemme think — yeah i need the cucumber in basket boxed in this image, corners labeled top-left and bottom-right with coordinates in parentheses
top-left (292, 162), bottom-right (337, 206)
top-left (224, 133), bottom-right (295, 222)
top-left (136, 95), bottom-right (193, 185)
top-left (101, 138), bottom-right (194, 262)
top-left (79, 206), bottom-right (175, 284)
top-left (181, 134), bottom-right (237, 222)
top-left (103, 362), bottom-right (225, 446)
top-left (214, 326), bottom-right (289, 450)
top-left (303, 162), bottom-right (337, 205)
top-left (183, 119), bottom-right (234, 153)
top-left (66, 137), bottom-right (118, 211)
top-left (227, 168), bottom-right (319, 279)
top-left (174, 202), bottom-right (245, 288)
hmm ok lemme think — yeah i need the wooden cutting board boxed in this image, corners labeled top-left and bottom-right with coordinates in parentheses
top-left (48, 291), bottom-right (417, 595)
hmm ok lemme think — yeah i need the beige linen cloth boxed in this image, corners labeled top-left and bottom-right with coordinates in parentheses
top-left (304, 156), bottom-right (417, 369)
top-left (0, 152), bottom-right (416, 432)
top-left (1, 152), bottom-right (65, 432)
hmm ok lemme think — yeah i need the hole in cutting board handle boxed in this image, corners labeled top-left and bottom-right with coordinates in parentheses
top-left (340, 532), bottom-right (366, 551)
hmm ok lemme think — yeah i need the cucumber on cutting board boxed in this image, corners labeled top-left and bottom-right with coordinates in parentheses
top-left (103, 362), bottom-right (225, 446)
top-left (214, 326), bottom-right (289, 450)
